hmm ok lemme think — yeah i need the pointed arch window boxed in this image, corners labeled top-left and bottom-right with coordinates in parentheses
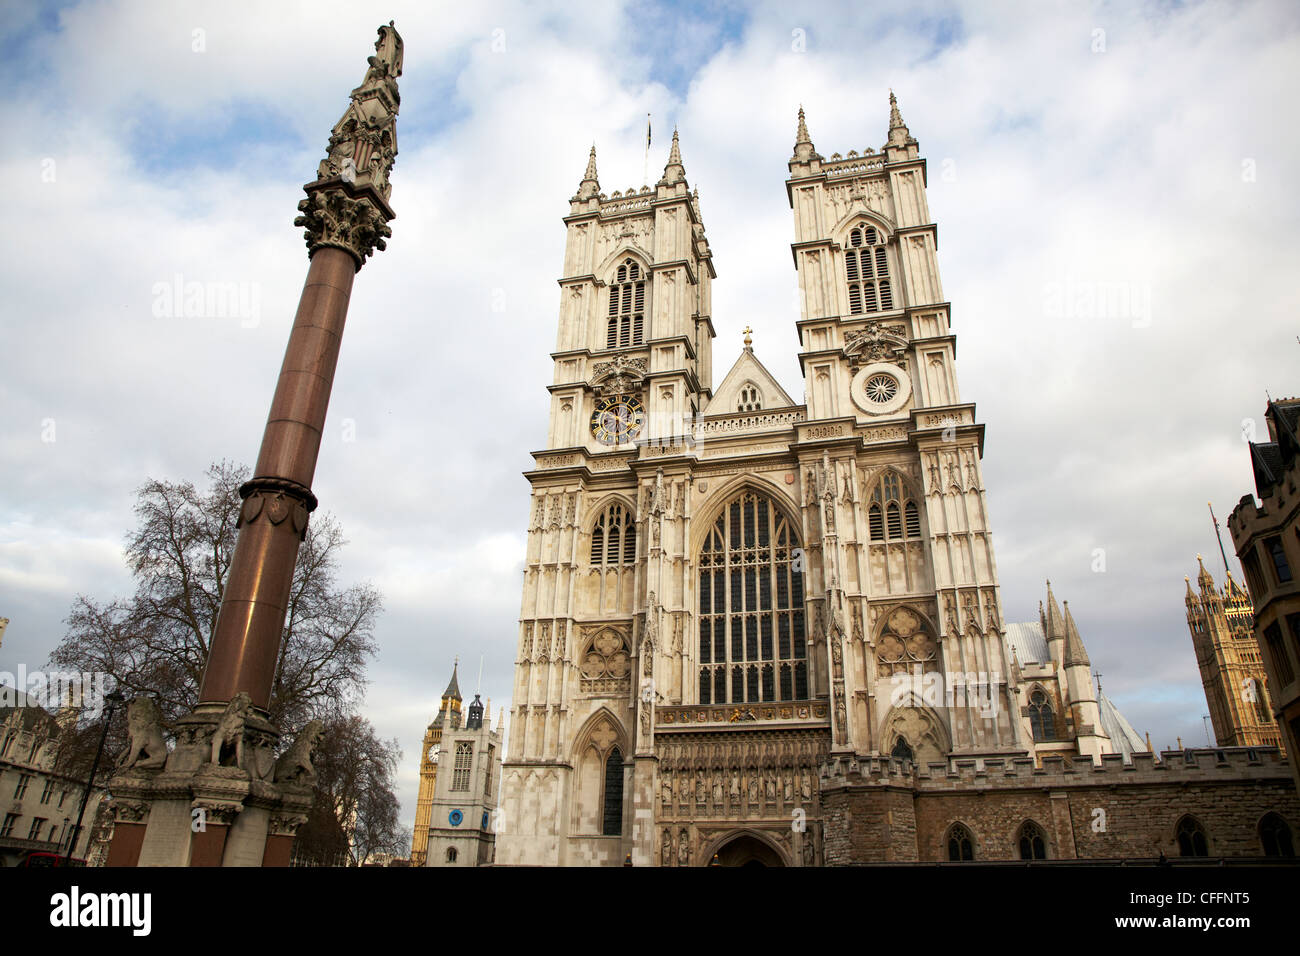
top-left (590, 503), bottom-right (636, 567)
top-left (1176, 816), bottom-right (1209, 857)
top-left (1017, 822), bottom-right (1048, 860)
top-left (451, 742), bottom-right (473, 791)
top-left (602, 747), bottom-right (625, 835)
top-left (1028, 689), bottom-right (1056, 741)
top-left (867, 471), bottom-right (922, 543)
top-left (845, 225), bottom-right (893, 315)
top-left (606, 258), bottom-right (646, 349)
top-left (891, 737), bottom-right (914, 763)
top-left (946, 823), bottom-right (974, 862)
top-left (697, 490), bottom-right (807, 704)
top-left (737, 383), bottom-right (763, 412)
top-left (1259, 813), bottom-right (1294, 857)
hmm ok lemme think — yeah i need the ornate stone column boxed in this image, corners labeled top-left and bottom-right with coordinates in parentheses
top-left (106, 23), bottom-right (403, 868)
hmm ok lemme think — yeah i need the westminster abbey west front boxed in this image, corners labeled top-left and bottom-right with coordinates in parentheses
top-left (494, 97), bottom-right (1300, 866)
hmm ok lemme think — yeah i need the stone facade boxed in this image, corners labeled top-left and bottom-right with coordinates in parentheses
top-left (495, 99), bottom-right (1300, 866)
top-left (414, 664), bottom-right (503, 867)
top-left (0, 688), bottom-right (104, 865)
top-left (822, 749), bottom-right (1299, 863)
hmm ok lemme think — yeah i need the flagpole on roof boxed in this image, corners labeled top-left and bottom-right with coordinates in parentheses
top-left (643, 113), bottom-right (651, 187)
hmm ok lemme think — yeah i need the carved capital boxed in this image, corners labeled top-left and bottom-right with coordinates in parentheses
top-left (294, 182), bottom-right (394, 270)
top-left (268, 812), bottom-right (309, 838)
top-left (192, 800), bottom-right (242, 827)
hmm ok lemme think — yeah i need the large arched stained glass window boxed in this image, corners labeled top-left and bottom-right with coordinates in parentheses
top-left (698, 490), bottom-right (807, 704)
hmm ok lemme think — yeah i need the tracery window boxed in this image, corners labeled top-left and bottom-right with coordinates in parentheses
top-left (866, 470), bottom-right (921, 543)
top-left (1176, 815), bottom-right (1209, 857)
top-left (606, 258), bottom-right (646, 349)
top-left (946, 823), bottom-right (974, 862)
top-left (1028, 689), bottom-right (1056, 741)
top-left (590, 503), bottom-right (637, 567)
top-left (698, 491), bottom-right (807, 704)
top-left (451, 742), bottom-right (473, 791)
top-left (1259, 812), bottom-right (1295, 857)
top-left (891, 737), bottom-right (914, 763)
top-left (845, 225), bottom-right (893, 315)
top-left (737, 383), bottom-right (762, 412)
top-left (1018, 821), bottom-right (1048, 860)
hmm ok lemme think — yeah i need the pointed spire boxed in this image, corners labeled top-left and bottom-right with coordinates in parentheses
top-left (1044, 580), bottom-right (1065, 642)
top-left (1145, 731), bottom-right (1153, 753)
top-left (1062, 601), bottom-right (1090, 668)
top-left (1196, 553), bottom-right (1216, 591)
top-left (1185, 575), bottom-right (1197, 604)
top-left (887, 89), bottom-right (913, 148)
top-left (442, 659), bottom-right (462, 701)
top-left (575, 143), bottom-right (600, 200)
top-left (792, 105), bottom-right (819, 164)
top-left (658, 127), bottom-right (685, 186)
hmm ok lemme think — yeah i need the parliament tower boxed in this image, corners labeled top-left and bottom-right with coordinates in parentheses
top-left (497, 97), bottom-right (1062, 866)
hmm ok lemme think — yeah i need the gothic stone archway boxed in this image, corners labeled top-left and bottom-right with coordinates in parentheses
top-left (704, 830), bottom-right (789, 867)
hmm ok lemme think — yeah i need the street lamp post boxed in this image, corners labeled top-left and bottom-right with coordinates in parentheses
top-left (64, 690), bottom-right (124, 866)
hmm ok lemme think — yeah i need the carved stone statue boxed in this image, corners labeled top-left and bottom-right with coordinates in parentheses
top-left (801, 769), bottom-right (813, 800)
top-left (695, 770), bottom-right (706, 803)
top-left (662, 829), bottom-right (673, 866)
top-left (273, 719), bottom-right (324, 786)
top-left (747, 773), bottom-right (759, 804)
top-left (661, 773), bottom-right (672, 809)
top-left (210, 692), bottom-right (253, 769)
top-left (119, 697), bottom-right (167, 770)
top-left (730, 771), bottom-right (741, 803)
top-left (678, 829), bottom-right (690, 866)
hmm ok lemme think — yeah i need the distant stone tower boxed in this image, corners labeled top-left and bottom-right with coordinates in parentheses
top-left (410, 662), bottom-right (462, 866)
top-left (1185, 556), bottom-right (1281, 749)
top-left (417, 662), bottom-right (502, 867)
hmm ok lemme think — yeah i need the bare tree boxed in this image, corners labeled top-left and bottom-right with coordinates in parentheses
top-left (49, 461), bottom-right (381, 729)
top-left (298, 712), bottom-right (406, 865)
top-left (47, 461), bottom-right (395, 859)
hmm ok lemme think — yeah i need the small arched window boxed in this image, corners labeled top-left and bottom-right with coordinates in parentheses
top-left (946, 823), bottom-right (974, 862)
top-left (602, 747), bottom-right (625, 836)
top-left (607, 259), bottom-right (646, 349)
top-left (845, 225), bottom-right (893, 315)
top-left (737, 383), bottom-right (762, 412)
top-left (867, 471), bottom-right (921, 543)
top-left (1259, 813), bottom-right (1294, 857)
top-left (1176, 816), bottom-right (1209, 857)
top-left (446, 847), bottom-right (458, 863)
top-left (1018, 821), bottom-right (1048, 860)
top-left (590, 503), bottom-right (636, 567)
top-left (1028, 690), bottom-right (1055, 741)
top-left (891, 737), bottom-right (914, 763)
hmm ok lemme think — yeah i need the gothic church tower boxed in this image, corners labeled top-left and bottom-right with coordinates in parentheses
top-left (498, 96), bottom-right (1023, 868)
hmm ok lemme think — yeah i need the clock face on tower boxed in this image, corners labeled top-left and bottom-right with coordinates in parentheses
top-left (427, 742), bottom-right (440, 764)
top-left (590, 394), bottom-right (645, 445)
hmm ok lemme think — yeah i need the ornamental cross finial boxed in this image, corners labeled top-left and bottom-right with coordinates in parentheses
top-left (743, 326), bottom-right (753, 348)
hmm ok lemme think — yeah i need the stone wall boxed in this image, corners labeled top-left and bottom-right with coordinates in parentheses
top-left (820, 748), bottom-right (1300, 863)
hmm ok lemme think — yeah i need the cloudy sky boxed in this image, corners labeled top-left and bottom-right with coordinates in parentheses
top-left (2, 0), bottom-right (1298, 834)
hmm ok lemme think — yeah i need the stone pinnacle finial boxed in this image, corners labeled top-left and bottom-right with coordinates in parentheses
top-left (575, 143), bottom-right (601, 200)
top-left (887, 89), bottom-right (913, 148)
top-left (792, 105), bottom-right (819, 164)
top-left (659, 128), bottom-right (685, 186)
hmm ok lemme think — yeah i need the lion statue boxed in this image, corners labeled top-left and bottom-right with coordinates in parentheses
top-left (210, 692), bottom-right (253, 769)
top-left (273, 719), bottom-right (325, 786)
top-left (118, 696), bottom-right (168, 770)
